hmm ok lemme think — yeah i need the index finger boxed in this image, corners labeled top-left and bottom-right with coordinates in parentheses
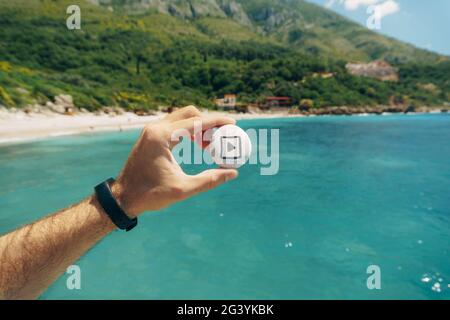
top-left (163, 105), bottom-right (202, 123)
top-left (171, 115), bottom-right (236, 135)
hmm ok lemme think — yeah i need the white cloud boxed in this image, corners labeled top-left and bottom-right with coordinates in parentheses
top-left (372, 0), bottom-right (400, 19)
top-left (345, 0), bottom-right (380, 11)
top-left (325, 0), bottom-right (400, 18)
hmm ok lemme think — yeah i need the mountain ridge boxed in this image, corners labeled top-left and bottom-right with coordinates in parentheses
top-left (90, 0), bottom-right (445, 63)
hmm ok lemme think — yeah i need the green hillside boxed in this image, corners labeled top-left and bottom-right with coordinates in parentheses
top-left (97, 0), bottom-right (443, 63)
top-left (0, 0), bottom-right (448, 111)
top-left (242, 0), bottom-right (445, 64)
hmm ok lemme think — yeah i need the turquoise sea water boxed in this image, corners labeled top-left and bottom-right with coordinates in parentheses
top-left (0, 114), bottom-right (449, 299)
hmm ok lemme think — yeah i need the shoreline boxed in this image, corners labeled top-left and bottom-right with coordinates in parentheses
top-left (0, 109), bottom-right (447, 146)
top-left (0, 110), bottom-right (300, 145)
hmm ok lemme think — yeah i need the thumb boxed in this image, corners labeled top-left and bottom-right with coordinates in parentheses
top-left (185, 169), bottom-right (238, 197)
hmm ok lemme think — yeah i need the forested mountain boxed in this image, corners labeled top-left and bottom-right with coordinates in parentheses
top-left (0, 0), bottom-right (448, 110)
top-left (92, 0), bottom-right (443, 63)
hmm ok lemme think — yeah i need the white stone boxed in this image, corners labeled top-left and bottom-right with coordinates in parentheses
top-left (208, 124), bottom-right (252, 169)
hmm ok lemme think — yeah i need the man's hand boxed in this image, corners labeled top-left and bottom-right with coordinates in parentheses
top-left (0, 105), bottom-right (238, 299)
top-left (112, 105), bottom-right (238, 217)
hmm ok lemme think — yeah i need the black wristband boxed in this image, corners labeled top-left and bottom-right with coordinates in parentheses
top-left (94, 178), bottom-right (137, 232)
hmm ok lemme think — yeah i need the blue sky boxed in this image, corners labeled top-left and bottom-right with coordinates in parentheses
top-left (306, 0), bottom-right (450, 56)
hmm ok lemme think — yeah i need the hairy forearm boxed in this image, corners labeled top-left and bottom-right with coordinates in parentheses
top-left (0, 195), bottom-right (115, 300)
top-left (0, 107), bottom-right (236, 300)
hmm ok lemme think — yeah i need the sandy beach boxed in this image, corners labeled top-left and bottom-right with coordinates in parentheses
top-left (1, 107), bottom-right (446, 145)
top-left (0, 110), bottom-right (294, 145)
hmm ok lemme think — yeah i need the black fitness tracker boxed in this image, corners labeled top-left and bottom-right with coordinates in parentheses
top-left (94, 178), bottom-right (137, 231)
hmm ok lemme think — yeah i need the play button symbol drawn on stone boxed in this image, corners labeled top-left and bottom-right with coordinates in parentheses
top-left (208, 124), bottom-right (252, 169)
top-left (221, 136), bottom-right (241, 160)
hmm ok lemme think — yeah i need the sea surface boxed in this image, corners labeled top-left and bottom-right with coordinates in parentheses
top-left (0, 114), bottom-right (449, 299)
